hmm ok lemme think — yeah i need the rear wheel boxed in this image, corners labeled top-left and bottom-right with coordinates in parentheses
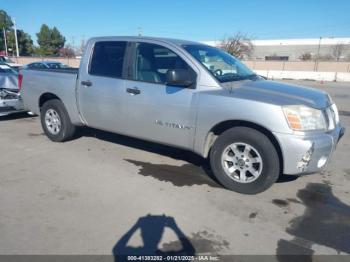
top-left (40, 99), bottom-right (76, 142)
top-left (210, 127), bottom-right (280, 194)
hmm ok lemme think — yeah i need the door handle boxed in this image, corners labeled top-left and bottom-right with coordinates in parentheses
top-left (126, 87), bottom-right (141, 95)
top-left (81, 80), bottom-right (92, 87)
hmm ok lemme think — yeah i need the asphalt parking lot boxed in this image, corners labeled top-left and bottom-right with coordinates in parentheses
top-left (0, 80), bottom-right (350, 258)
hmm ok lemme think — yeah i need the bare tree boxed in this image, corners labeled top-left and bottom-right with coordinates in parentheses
top-left (299, 52), bottom-right (312, 61)
top-left (220, 32), bottom-right (254, 59)
top-left (59, 44), bottom-right (75, 58)
top-left (76, 38), bottom-right (86, 56)
top-left (332, 43), bottom-right (345, 61)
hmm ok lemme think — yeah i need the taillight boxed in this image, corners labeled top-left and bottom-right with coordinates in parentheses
top-left (18, 74), bottom-right (23, 91)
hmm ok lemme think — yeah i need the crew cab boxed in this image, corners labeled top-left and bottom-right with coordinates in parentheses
top-left (20, 36), bottom-right (345, 194)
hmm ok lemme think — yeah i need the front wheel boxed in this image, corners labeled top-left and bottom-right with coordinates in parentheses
top-left (210, 127), bottom-right (280, 194)
top-left (40, 99), bottom-right (76, 142)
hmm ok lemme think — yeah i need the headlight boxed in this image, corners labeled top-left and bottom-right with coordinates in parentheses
top-left (283, 105), bottom-right (326, 131)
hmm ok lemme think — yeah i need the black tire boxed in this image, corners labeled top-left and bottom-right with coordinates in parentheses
top-left (40, 99), bottom-right (76, 142)
top-left (210, 127), bottom-right (280, 194)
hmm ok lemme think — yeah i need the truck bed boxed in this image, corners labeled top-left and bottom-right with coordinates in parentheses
top-left (20, 67), bottom-right (82, 124)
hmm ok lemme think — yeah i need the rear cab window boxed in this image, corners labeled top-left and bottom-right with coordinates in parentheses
top-left (89, 41), bottom-right (127, 78)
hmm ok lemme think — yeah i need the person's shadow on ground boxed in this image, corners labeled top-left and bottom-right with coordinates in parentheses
top-left (113, 215), bottom-right (195, 261)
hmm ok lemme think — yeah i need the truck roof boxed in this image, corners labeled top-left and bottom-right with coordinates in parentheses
top-left (87, 36), bottom-right (205, 47)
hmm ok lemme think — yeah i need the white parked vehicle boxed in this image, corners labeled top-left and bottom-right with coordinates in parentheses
top-left (0, 56), bottom-right (22, 70)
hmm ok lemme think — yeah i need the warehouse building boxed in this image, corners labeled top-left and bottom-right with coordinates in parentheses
top-left (203, 37), bottom-right (350, 61)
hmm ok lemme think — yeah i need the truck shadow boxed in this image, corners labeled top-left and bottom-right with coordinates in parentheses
top-left (0, 112), bottom-right (34, 121)
top-left (80, 127), bottom-right (298, 187)
top-left (80, 128), bottom-right (205, 166)
top-left (124, 159), bottom-right (221, 188)
top-left (80, 127), bottom-right (219, 186)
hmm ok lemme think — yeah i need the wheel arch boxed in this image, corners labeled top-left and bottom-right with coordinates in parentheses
top-left (203, 120), bottom-right (284, 174)
top-left (39, 93), bottom-right (62, 109)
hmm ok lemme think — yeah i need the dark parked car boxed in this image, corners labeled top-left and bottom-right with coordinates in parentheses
top-left (23, 61), bottom-right (70, 70)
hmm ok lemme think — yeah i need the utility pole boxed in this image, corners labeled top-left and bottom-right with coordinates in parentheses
top-left (314, 36), bottom-right (322, 71)
top-left (13, 18), bottom-right (19, 57)
top-left (3, 27), bottom-right (8, 56)
top-left (137, 27), bottom-right (143, 36)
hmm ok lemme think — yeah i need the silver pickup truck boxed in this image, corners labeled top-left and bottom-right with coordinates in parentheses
top-left (20, 36), bottom-right (345, 194)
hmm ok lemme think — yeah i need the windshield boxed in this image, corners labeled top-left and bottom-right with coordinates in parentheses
top-left (0, 56), bottom-right (15, 63)
top-left (182, 44), bottom-right (257, 83)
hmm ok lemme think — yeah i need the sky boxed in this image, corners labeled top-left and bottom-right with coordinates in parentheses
top-left (1, 0), bottom-right (350, 46)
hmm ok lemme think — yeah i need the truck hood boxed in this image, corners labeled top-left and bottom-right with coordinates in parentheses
top-left (221, 80), bottom-right (331, 109)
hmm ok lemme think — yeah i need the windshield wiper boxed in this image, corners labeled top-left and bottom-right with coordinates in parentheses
top-left (220, 74), bottom-right (258, 83)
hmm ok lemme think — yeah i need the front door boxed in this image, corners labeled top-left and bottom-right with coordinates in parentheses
top-left (124, 42), bottom-right (198, 149)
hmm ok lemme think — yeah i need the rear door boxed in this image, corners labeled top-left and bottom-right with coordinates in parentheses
top-left (124, 41), bottom-right (199, 149)
top-left (77, 40), bottom-right (129, 133)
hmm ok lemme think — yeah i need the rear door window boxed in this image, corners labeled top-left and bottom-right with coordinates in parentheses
top-left (89, 41), bottom-right (127, 78)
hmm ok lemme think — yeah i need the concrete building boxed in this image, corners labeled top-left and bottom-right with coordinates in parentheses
top-left (202, 37), bottom-right (350, 61)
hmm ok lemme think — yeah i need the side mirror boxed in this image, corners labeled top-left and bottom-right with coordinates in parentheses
top-left (166, 69), bottom-right (194, 88)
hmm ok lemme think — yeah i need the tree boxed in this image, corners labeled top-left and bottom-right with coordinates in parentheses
top-left (36, 24), bottom-right (65, 56)
top-left (36, 24), bottom-right (51, 55)
top-left (0, 10), bottom-right (13, 29)
top-left (1, 10), bottom-right (34, 56)
top-left (51, 27), bottom-right (65, 51)
top-left (7, 29), bottom-right (34, 56)
top-left (332, 43), bottom-right (345, 62)
top-left (299, 52), bottom-right (312, 61)
top-left (0, 9), bottom-right (13, 52)
top-left (220, 32), bottom-right (254, 59)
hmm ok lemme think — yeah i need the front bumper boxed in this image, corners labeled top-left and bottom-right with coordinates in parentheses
top-left (273, 124), bottom-right (345, 175)
top-left (0, 98), bottom-right (25, 117)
